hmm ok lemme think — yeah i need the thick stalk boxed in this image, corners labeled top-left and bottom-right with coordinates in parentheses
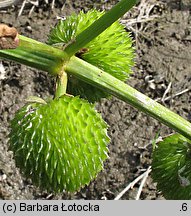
top-left (1, 35), bottom-right (191, 140)
top-left (64, 0), bottom-right (137, 56)
top-left (0, 35), bottom-right (69, 75)
top-left (65, 56), bottom-right (191, 140)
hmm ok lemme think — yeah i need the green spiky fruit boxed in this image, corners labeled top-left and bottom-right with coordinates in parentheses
top-left (48, 10), bottom-right (134, 102)
top-left (152, 134), bottom-right (191, 199)
top-left (9, 95), bottom-right (110, 192)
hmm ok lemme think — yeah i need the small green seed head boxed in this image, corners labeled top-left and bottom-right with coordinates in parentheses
top-left (9, 96), bottom-right (110, 192)
top-left (152, 134), bottom-right (191, 199)
top-left (48, 10), bottom-right (135, 102)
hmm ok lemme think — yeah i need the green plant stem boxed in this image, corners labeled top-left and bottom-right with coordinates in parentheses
top-left (65, 56), bottom-right (191, 140)
top-left (0, 35), bottom-right (69, 75)
top-left (1, 35), bottom-right (191, 140)
top-left (55, 70), bottom-right (68, 98)
top-left (64, 0), bottom-right (137, 56)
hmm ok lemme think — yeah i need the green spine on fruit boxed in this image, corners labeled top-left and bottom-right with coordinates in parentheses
top-left (9, 95), bottom-right (110, 192)
top-left (152, 134), bottom-right (191, 199)
top-left (48, 10), bottom-right (135, 102)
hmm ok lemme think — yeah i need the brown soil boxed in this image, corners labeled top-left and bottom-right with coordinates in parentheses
top-left (0, 0), bottom-right (190, 200)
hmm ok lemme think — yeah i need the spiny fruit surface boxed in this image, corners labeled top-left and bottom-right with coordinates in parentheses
top-left (48, 10), bottom-right (134, 102)
top-left (9, 96), bottom-right (110, 192)
top-left (152, 134), bottom-right (191, 199)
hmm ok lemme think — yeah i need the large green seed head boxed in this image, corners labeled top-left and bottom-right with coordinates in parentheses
top-left (9, 96), bottom-right (110, 192)
top-left (152, 134), bottom-right (191, 199)
top-left (48, 10), bottom-right (135, 102)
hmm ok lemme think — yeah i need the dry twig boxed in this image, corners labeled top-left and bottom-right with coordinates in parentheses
top-left (155, 88), bottom-right (190, 102)
top-left (0, 61), bottom-right (6, 80)
top-left (121, 0), bottom-right (164, 49)
top-left (161, 82), bottom-right (172, 103)
top-left (0, 0), bottom-right (20, 8)
top-left (114, 166), bottom-right (152, 200)
top-left (135, 166), bottom-right (151, 200)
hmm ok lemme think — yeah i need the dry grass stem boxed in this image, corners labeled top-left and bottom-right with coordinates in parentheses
top-left (114, 166), bottom-right (152, 200)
